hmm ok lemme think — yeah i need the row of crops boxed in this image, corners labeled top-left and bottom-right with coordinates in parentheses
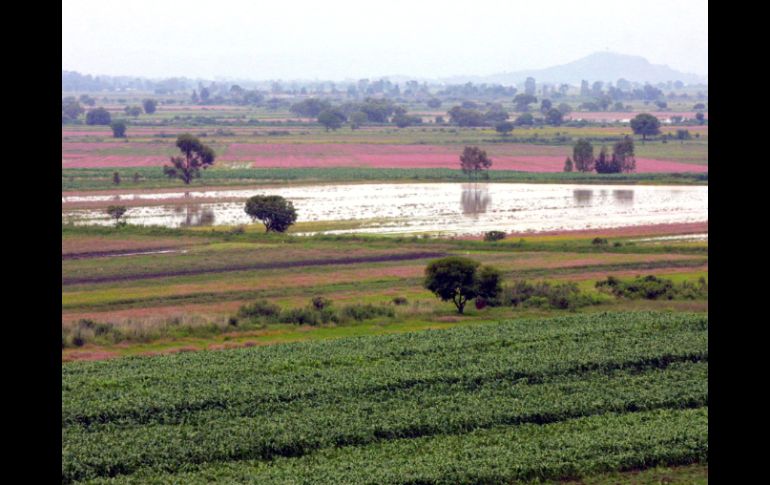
top-left (62, 312), bottom-right (708, 484)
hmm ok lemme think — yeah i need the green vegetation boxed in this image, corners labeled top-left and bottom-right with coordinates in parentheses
top-left (243, 194), bottom-right (297, 233)
top-left (62, 312), bottom-right (707, 484)
top-left (506, 280), bottom-right (605, 310)
top-left (63, 167), bottom-right (707, 192)
top-left (233, 298), bottom-right (395, 327)
top-left (163, 134), bottom-right (216, 184)
top-left (423, 257), bottom-right (502, 313)
top-left (596, 274), bottom-right (708, 300)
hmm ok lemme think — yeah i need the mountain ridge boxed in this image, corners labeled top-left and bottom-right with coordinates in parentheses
top-left (439, 52), bottom-right (707, 86)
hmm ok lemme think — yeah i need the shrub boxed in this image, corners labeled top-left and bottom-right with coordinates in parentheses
top-left (484, 231), bottom-right (506, 242)
top-left (545, 282), bottom-right (581, 309)
top-left (339, 304), bottom-right (395, 322)
top-left (311, 296), bottom-right (332, 311)
top-left (237, 300), bottom-right (281, 320)
top-left (523, 296), bottom-right (549, 308)
top-left (592, 237), bottom-right (609, 246)
top-left (392, 296), bottom-right (408, 306)
top-left (228, 317), bottom-right (239, 327)
top-left (505, 280), bottom-right (598, 310)
top-left (595, 275), bottom-right (706, 300)
top-left (280, 307), bottom-right (320, 326)
top-left (476, 266), bottom-right (503, 306)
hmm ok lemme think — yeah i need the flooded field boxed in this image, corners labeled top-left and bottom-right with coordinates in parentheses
top-left (62, 183), bottom-right (708, 236)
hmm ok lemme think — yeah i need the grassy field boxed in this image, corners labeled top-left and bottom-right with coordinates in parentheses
top-left (62, 223), bottom-right (707, 361)
top-left (63, 166), bottom-right (707, 192)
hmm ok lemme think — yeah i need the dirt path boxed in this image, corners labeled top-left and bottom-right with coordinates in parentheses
top-left (62, 251), bottom-right (447, 285)
top-left (62, 247), bottom-right (184, 260)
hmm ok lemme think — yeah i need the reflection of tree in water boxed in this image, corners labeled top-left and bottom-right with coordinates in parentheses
top-left (461, 184), bottom-right (491, 218)
top-left (174, 203), bottom-right (216, 227)
top-left (612, 190), bottom-right (634, 205)
top-left (573, 189), bottom-right (593, 206)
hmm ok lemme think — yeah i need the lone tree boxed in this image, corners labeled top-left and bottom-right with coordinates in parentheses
top-left (572, 139), bottom-right (594, 172)
top-left (460, 146), bottom-right (492, 179)
top-left (495, 121), bottom-right (514, 136)
top-left (544, 108), bottom-right (563, 126)
top-left (110, 121), bottom-right (126, 138)
top-left (106, 205), bottom-right (127, 226)
top-left (613, 136), bottom-right (636, 173)
top-left (423, 257), bottom-right (502, 314)
top-left (594, 146), bottom-right (614, 173)
top-left (513, 93), bottom-right (538, 112)
top-left (676, 129), bottom-right (692, 143)
top-left (62, 99), bottom-right (84, 121)
top-left (244, 195), bottom-right (298, 233)
top-left (86, 107), bottom-right (111, 125)
top-left (630, 113), bottom-right (661, 142)
top-left (163, 134), bottom-right (216, 185)
top-left (563, 156), bottom-right (573, 172)
top-left (142, 99), bottom-right (157, 114)
top-left (317, 109), bottom-right (345, 131)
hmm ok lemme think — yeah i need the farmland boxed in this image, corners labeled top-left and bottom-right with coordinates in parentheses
top-left (63, 311), bottom-right (707, 484)
top-left (62, 86), bottom-right (707, 483)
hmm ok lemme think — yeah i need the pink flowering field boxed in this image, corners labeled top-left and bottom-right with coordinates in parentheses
top-left (62, 141), bottom-right (707, 173)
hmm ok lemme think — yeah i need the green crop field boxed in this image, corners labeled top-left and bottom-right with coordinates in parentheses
top-left (62, 311), bottom-right (707, 484)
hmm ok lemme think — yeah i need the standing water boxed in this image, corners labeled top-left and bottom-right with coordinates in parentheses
top-left (62, 183), bottom-right (708, 236)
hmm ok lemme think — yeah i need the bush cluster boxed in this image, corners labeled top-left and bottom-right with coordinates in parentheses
top-left (483, 231), bottom-right (506, 242)
top-left (234, 298), bottom-right (396, 327)
top-left (595, 275), bottom-right (708, 300)
top-left (63, 319), bottom-right (123, 348)
top-left (505, 280), bottom-right (602, 310)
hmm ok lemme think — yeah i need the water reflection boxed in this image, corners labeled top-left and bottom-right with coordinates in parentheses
top-left (461, 184), bottom-right (491, 218)
top-left (573, 189), bottom-right (593, 206)
top-left (173, 203), bottom-right (216, 227)
top-left (612, 190), bottom-right (634, 205)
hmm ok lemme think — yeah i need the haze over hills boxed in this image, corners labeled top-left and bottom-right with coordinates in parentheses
top-left (62, 52), bottom-right (707, 91)
top-left (439, 52), bottom-right (707, 86)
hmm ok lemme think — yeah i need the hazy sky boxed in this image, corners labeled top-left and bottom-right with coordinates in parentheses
top-left (63, 0), bottom-right (708, 81)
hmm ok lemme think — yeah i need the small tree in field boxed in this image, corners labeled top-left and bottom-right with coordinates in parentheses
top-left (112, 171), bottom-right (121, 185)
top-left (676, 129), bottom-right (692, 144)
top-left (163, 134), bottom-right (216, 185)
top-left (424, 257), bottom-right (479, 314)
top-left (495, 121), bottom-right (514, 137)
top-left (142, 99), bottom-right (157, 114)
top-left (424, 257), bottom-right (503, 314)
top-left (106, 205), bottom-right (127, 226)
top-left (244, 195), bottom-right (298, 233)
top-left (572, 139), bottom-right (594, 172)
top-left (563, 156), bottom-right (573, 172)
top-left (613, 136), bottom-right (636, 173)
top-left (110, 121), bottom-right (126, 138)
top-left (460, 146), bottom-right (492, 179)
top-left (86, 107), bottom-right (111, 125)
top-left (630, 113), bottom-right (661, 142)
top-left (317, 110), bottom-right (345, 131)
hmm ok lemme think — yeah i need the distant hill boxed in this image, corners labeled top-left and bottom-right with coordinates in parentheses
top-left (441, 52), bottom-right (707, 86)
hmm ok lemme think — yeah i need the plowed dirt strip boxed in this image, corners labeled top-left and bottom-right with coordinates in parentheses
top-left (63, 247), bottom-right (183, 260)
top-left (502, 221), bottom-right (709, 239)
top-left (61, 251), bottom-right (447, 285)
top-left (61, 236), bottom-right (204, 255)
